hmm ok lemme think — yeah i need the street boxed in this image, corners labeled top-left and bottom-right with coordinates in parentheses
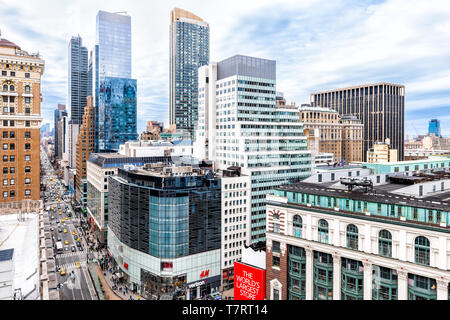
top-left (40, 148), bottom-right (97, 300)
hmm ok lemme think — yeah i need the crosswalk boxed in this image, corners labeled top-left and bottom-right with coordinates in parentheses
top-left (57, 261), bottom-right (87, 271)
top-left (57, 252), bottom-right (86, 259)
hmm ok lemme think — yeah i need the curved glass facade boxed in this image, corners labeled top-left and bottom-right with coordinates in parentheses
top-left (108, 168), bottom-right (221, 259)
top-left (149, 195), bottom-right (189, 258)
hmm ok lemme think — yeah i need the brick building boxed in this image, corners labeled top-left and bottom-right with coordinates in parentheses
top-left (0, 33), bottom-right (45, 213)
top-left (75, 96), bottom-right (95, 206)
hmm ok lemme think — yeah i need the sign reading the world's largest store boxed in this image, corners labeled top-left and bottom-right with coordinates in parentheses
top-left (234, 262), bottom-right (266, 300)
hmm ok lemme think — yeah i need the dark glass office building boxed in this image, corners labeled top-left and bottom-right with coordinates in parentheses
top-left (310, 83), bottom-right (405, 161)
top-left (107, 164), bottom-right (221, 299)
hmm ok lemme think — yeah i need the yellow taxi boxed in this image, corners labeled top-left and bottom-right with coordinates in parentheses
top-left (60, 268), bottom-right (66, 276)
top-left (61, 219), bottom-right (65, 223)
top-left (63, 229), bottom-right (67, 234)
top-left (75, 262), bottom-right (81, 269)
top-left (72, 231), bottom-right (76, 235)
top-left (59, 211), bottom-right (62, 215)
top-left (65, 217), bottom-right (69, 221)
top-left (65, 240), bottom-right (69, 245)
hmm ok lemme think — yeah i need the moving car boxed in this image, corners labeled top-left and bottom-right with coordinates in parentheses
top-left (72, 231), bottom-right (76, 235)
top-left (75, 262), bottom-right (81, 269)
top-left (60, 268), bottom-right (66, 276)
top-left (63, 229), bottom-right (67, 233)
top-left (71, 246), bottom-right (76, 252)
top-left (58, 228), bottom-right (62, 233)
top-left (65, 240), bottom-right (69, 245)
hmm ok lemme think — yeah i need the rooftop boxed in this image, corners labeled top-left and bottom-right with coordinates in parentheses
top-left (278, 180), bottom-right (450, 211)
top-left (0, 37), bottom-right (20, 50)
top-left (0, 248), bottom-right (14, 262)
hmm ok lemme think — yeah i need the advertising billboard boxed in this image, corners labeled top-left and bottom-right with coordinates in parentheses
top-left (234, 262), bottom-right (266, 300)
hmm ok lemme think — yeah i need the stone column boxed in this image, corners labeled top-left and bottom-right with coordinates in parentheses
top-left (305, 248), bottom-right (314, 300)
top-left (332, 254), bottom-right (341, 300)
top-left (363, 261), bottom-right (372, 300)
top-left (436, 279), bottom-right (449, 300)
top-left (397, 268), bottom-right (408, 300)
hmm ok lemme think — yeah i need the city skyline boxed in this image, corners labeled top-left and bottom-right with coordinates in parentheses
top-left (1, 0), bottom-right (450, 136)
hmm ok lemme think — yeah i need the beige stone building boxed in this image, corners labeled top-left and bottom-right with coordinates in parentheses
top-left (366, 140), bottom-right (398, 163)
top-left (298, 105), bottom-right (363, 164)
top-left (0, 34), bottom-right (44, 213)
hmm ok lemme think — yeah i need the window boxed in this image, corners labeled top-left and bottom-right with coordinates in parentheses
top-left (9, 131), bottom-right (15, 138)
top-left (25, 85), bottom-right (30, 93)
top-left (3, 156), bottom-right (7, 162)
top-left (273, 223), bottom-right (280, 234)
top-left (9, 85), bottom-right (14, 91)
top-left (2, 143), bottom-right (7, 150)
top-left (378, 230), bottom-right (392, 257)
top-left (25, 131), bottom-right (31, 138)
top-left (25, 189), bottom-right (31, 196)
top-left (9, 155), bottom-right (14, 162)
top-left (9, 143), bottom-right (14, 150)
top-left (10, 179), bottom-right (14, 186)
top-left (318, 219), bottom-right (329, 243)
top-left (273, 241), bottom-right (280, 253)
top-left (10, 190), bottom-right (15, 198)
top-left (25, 178), bottom-right (31, 184)
top-left (273, 256), bottom-right (280, 267)
top-left (25, 121), bottom-right (30, 127)
top-left (2, 131), bottom-right (7, 138)
top-left (3, 191), bottom-right (7, 198)
top-left (293, 215), bottom-right (302, 238)
top-left (25, 155), bottom-right (30, 161)
top-left (10, 167), bottom-right (14, 173)
top-left (415, 236), bottom-right (430, 266)
top-left (3, 179), bottom-right (7, 186)
top-left (25, 143), bottom-right (31, 150)
top-left (25, 166), bottom-right (31, 173)
top-left (346, 224), bottom-right (358, 250)
top-left (10, 71), bottom-right (15, 77)
top-left (25, 73), bottom-right (30, 78)
top-left (273, 288), bottom-right (280, 300)
top-left (2, 168), bottom-right (7, 174)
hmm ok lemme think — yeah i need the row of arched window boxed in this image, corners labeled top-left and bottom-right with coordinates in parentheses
top-left (291, 215), bottom-right (431, 266)
top-left (2, 84), bottom-right (30, 92)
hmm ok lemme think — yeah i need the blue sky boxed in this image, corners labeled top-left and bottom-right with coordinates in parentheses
top-left (1, 0), bottom-right (449, 136)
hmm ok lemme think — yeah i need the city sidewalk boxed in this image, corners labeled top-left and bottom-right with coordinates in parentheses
top-left (85, 231), bottom-right (144, 300)
top-left (93, 264), bottom-right (121, 300)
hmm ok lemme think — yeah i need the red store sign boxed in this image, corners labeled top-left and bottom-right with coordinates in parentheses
top-left (200, 269), bottom-right (210, 278)
top-left (234, 262), bottom-right (266, 300)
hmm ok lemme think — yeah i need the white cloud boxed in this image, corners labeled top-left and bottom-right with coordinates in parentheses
top-left (1, 0), bottom-right (450, 136)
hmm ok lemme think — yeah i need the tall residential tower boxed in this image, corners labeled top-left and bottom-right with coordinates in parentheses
top-left (170, 8), bottom-right (210, 138)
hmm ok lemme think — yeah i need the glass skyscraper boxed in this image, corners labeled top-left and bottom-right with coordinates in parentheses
top-left (170, 8), bottom-right (210, 139)
top-left (93, 11), bottom-right (137, 152)
top-left (428, 119), bottom-right (441, 137)
top-left (68, 36), bottom-right (88, 125)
